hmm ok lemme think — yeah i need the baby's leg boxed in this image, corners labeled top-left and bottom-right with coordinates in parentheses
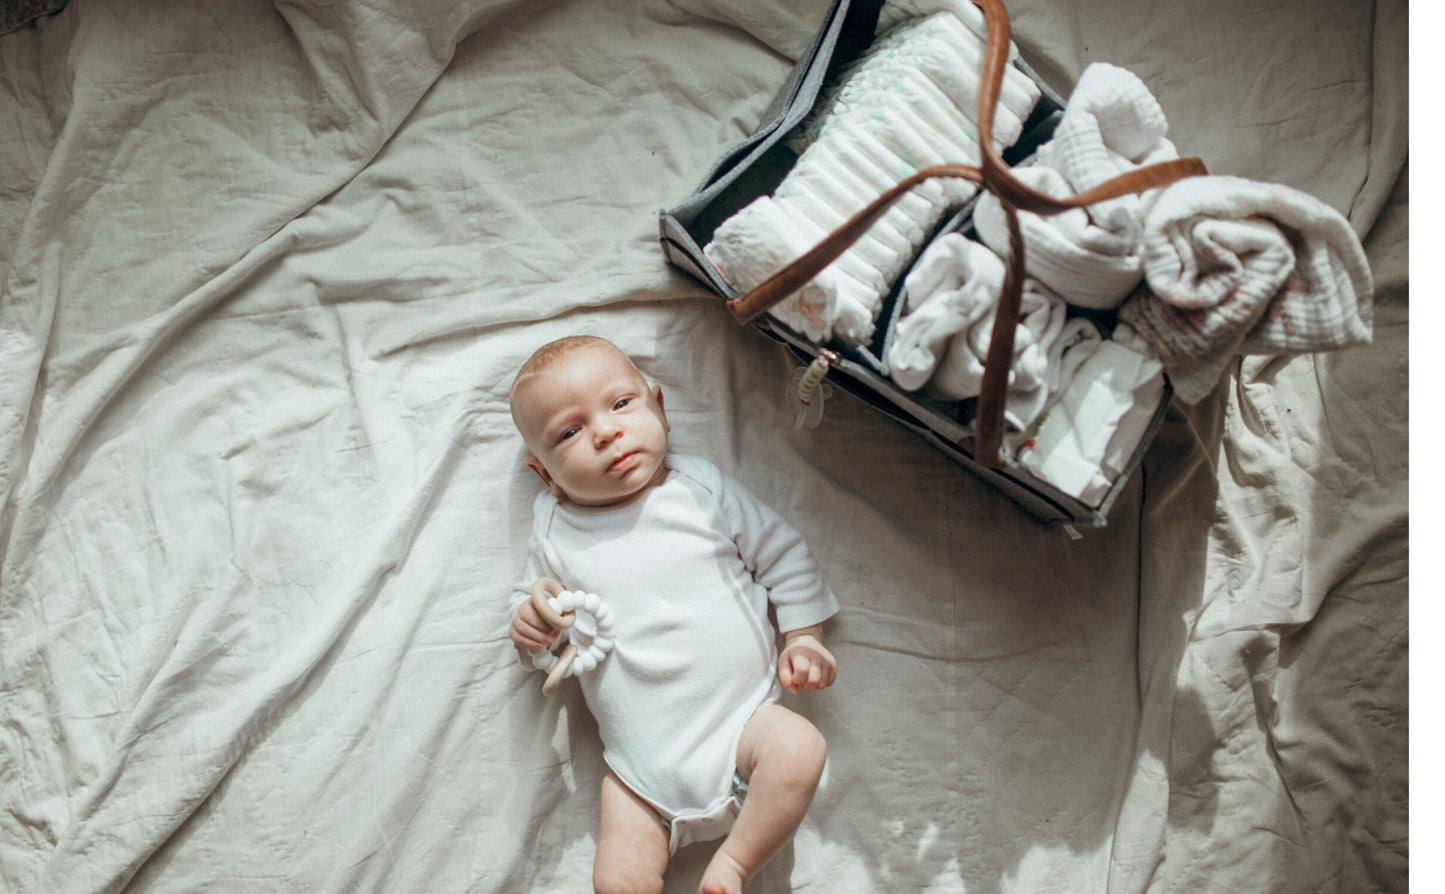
top-left (594, 771), bottom-right (671, 894)
top-left (699, 704), bottom-right (827, 894)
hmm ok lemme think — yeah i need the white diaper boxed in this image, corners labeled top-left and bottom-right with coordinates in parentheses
top-left (659, 770), bottom-right (751, 852)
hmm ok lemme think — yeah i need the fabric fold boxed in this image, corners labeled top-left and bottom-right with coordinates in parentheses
top-left (884, 232), bottom-right (1067, 430)
top-left (931, 276), bottom-right (1065, 430)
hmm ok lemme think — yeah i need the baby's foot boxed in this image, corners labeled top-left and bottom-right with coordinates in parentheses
top-left (698, 850), bottom-right (748, 894)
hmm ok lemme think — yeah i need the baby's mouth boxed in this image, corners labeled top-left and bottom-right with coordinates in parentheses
top-left (607, 452), bottom-right (638, 474)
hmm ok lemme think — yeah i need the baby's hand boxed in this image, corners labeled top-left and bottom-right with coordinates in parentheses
top-left (778, 625), bottom-right (837, 694)
top-left (510, 596), bottom-right (561, 652)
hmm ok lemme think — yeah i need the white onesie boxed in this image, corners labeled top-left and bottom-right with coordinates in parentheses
top-left (511, 455), bottom-right (839, 850)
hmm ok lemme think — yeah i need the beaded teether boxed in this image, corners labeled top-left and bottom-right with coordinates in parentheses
top-left (528, 577), bottom-right (615, 697)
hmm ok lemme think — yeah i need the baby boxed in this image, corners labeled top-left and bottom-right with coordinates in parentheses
top-left (507, 335), bottom-right (840, 894)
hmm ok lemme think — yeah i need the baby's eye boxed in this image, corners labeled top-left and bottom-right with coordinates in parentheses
top-left (559, 427), bottom-right (580, 442)
top-left (613, 397), bottom-right (632, 410)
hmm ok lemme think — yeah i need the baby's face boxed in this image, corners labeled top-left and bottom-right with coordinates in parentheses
top-left (514, 344), bottom-right (670, 507)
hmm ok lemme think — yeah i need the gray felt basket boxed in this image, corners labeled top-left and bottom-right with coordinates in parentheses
top-left (659, 0), bottom-right (1184, 529)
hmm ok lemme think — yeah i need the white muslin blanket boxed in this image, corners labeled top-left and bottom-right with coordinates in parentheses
top-left (972, 165), bottom-right (1144, 307)
top-left (1118, 174), bottom-right (1374, 403)
top-left (974, 62), bottom-right (1180, 309)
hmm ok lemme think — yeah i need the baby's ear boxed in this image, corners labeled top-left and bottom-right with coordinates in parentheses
top-left (525, 456), bottom-right (564, 498)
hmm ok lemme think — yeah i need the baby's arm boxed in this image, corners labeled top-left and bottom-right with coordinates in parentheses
top-left (779, 624), bottom-right (837, 694)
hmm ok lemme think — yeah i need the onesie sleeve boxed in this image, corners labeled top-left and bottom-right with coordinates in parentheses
top-left (710, 463), bottom-right (840, 633)
top-left (508, 491), bottom-right (562, 671)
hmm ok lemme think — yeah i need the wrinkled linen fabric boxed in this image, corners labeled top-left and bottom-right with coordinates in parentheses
top-left (0, 0), bottom-right (1407, 892)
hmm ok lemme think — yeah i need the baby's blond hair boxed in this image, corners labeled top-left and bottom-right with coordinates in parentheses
top-left (509, 335), bottom-right (628, 417)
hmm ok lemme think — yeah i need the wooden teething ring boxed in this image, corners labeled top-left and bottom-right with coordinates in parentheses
top-left (530, 577), bottom-right (577, 697)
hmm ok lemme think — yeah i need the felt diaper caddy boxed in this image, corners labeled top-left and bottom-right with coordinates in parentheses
top-left (661, 0), bottom-right (1367, 528)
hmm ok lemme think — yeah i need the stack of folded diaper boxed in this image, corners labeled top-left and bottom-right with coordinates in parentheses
top-left (702, 0), bottom-right (1042, 344)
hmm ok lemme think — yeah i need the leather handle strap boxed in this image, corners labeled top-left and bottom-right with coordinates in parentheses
top-left (727, 0), bottom-right (1206, 466)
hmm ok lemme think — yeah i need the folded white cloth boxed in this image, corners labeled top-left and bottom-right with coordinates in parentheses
top-left (973, 165), bottom-right (1145, 307)
top-left (1017, 336), bottom-right (1166, 506)
top-left (886, 233), bottom-right (1006, 390)
top-left (1118, 174), bottom-right (1374, 402)
top-left (1043, 316), bottom-right (1104, 396)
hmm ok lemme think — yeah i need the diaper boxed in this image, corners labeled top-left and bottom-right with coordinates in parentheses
top-left (661, 771), bottom-right (749, 852)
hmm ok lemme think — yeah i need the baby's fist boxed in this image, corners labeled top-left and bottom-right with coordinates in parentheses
top-left (778, 629), bottom-right (837, 694)
top-left (510, 597), bottom-right (560, 652)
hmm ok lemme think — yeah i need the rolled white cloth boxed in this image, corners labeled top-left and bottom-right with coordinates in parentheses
top-left (971, 62), bottom-right (1183, 311)
top-left (931, 276), bottom-right (1066, 430)
top-left (1033, 62), bottom-right (1180, 272)
top-left (1036, 62), bottom-right (1175, 192)
top-left (885, 233), bottom-right (1007, 390)
top-left (973, 165), bottom-right (1145, 307)
top-left (885, 232), bottom-right (1067, 430)
top-left (1118, 174), bottom-right (1374, 403)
